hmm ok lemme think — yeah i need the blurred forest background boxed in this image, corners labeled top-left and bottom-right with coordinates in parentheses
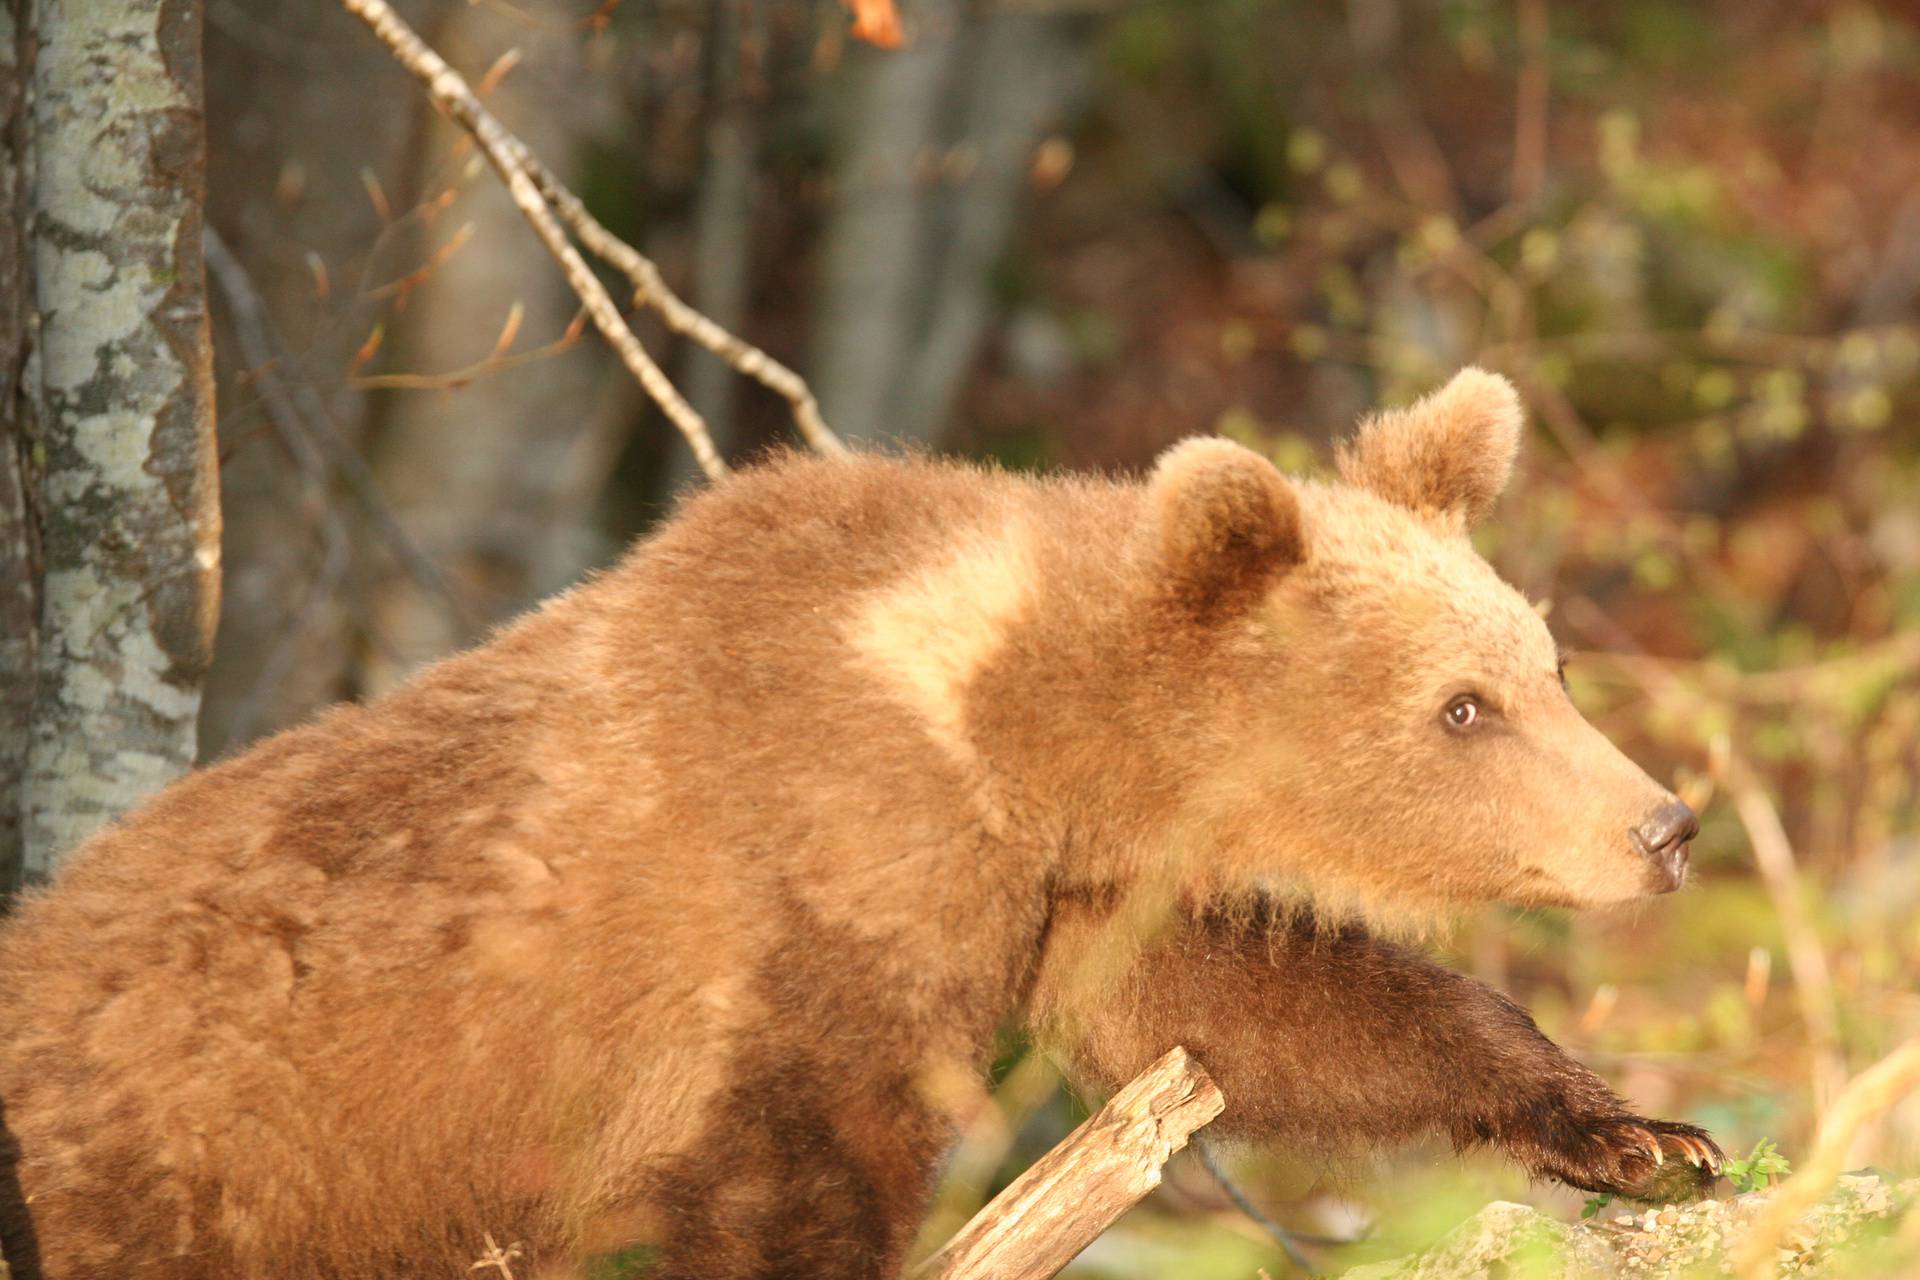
top-left (13, 0), bottom-right (1920, 1273)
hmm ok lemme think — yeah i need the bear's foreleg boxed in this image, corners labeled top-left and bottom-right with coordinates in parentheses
top-left (1032, 900), bottom-right (1721, 1203)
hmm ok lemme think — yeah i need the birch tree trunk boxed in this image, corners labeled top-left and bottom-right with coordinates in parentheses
top-left (1, 0), bottom-right (220, 886)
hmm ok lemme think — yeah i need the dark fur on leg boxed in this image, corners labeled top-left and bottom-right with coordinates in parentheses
top-left (1030, 897), bottom-right (1721, 1204)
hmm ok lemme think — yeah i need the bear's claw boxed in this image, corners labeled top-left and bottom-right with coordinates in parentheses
top-left (1638, 1130), bottom-right (1664, 1167)
top-left (1547, 1115), bottom-right (1725, 1203)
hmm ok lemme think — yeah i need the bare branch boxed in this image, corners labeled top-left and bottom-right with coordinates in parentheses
top-left (339, 0), bottom-right (849, 473)
top-left (1728, 768), bottom-right (1847, 1114)
top-left (517, 151), bottom-right (848, 458)
top-left (203, 226), bottom-right (466, 629)
top-left (340, 0), bottom-right (729, 481)
top-left (1563, 595), bottom-right (1847, 1117)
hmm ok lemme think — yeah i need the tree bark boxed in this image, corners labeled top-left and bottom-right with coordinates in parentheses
top-left (3, 0), bottom-right (220, 883)
top-left (810, 0), bottom-right (963, 445)
top-left (0, 1), bottom-right (38, 897)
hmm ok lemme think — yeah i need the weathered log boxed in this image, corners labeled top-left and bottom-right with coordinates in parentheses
top-left (913, 1046), bottom-right (1225, 1280)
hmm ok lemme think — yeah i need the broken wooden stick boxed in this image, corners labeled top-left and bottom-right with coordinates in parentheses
top-left (913, 1046), bottom-right (1225, 1280)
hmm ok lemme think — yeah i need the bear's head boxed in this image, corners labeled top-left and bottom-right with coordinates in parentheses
top-left (1148, 368), bottom-right (1696, 923)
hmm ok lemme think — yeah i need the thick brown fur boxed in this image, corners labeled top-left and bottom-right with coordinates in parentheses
top-left (0, 368), bottom-right (1718, 1279)
top-left (1336, 366), bottom-right (1524, 529)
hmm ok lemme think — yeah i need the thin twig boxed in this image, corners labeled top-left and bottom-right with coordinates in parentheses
top-left (348, 321), bottom-right (587, 391)
top-left (516, 151), bottom-right (847, 457)
top-left (1193, 1138), bottom-right (1333, 1274)
top-left (1580, 630), bottom-right (1920, 706)
top-left (340, 0), bottom-right (729, 481)
top-left (204, 226), bottom-right (469, 628)
top-left (341, 0), bottom-right (847, 468)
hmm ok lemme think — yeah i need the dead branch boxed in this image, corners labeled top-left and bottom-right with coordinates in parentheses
top-left (203, 225), bottom-right (464, 623)
top-left (341, 0), bottom-right (726, 480)
top-left (517, 153), bottom-right (847, 459)
top-left (338, 0), bottom-right (847, 475)
top-left (912, 1046), bottom-right (1225, 1280)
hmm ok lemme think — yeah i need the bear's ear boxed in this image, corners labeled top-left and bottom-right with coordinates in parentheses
top-left (1335, 366), bottom-right (1524, 529)
top-left (1149, 437), bottom-right (1305, 616)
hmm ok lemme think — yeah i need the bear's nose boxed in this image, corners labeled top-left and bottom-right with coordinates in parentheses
top-left (1632, 799), bottom-right (1699, 893)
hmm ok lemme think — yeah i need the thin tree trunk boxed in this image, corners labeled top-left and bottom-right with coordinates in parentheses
top-left (198, 0), bottom-right (446, 756)
top-left (811, 2), bottom-right (1087, 449)
top-left (810, 0), bottom-right (962, 445)
top-left (894, 9), bottom-right (1086, 446)
top-left (8, 0), bottom-right (220, 881)
top-left (664, 0), bottom-right (766, 492)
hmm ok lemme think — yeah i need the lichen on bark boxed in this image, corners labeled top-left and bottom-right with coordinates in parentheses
top-left (17, 0), bottom-right (218, 878)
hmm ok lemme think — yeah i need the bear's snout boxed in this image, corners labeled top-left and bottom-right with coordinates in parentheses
top-left (1631, 799), bottom-right (1699, 893)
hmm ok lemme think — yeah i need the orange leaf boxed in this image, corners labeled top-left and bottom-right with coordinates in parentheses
top-left (843, 0), bottom-right (903, 48)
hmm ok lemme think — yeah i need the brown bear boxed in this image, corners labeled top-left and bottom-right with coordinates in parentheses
top-left (0, 367), bottom-right (1719, 1280)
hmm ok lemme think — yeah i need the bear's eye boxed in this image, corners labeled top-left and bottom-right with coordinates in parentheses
top-left (1444, 696), bottom-right (1482, 731)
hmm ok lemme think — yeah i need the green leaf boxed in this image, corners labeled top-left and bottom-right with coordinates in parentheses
top-left (1726, 1138), bottom-right (1792, 1193)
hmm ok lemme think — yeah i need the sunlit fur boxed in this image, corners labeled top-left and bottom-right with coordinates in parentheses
top-left (0, 368), bottom-right (1715, 1280)
top-left (1176, 474), bottom-right (1681, 927)
top-left (1335, 364), bottom-right (1525, 529)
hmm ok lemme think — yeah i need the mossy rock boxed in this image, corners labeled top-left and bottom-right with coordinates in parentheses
top-left (1343, 1176), bottom-right (1917, 1279)
top-left (1344, 1201), bottom-right (1615, 1279)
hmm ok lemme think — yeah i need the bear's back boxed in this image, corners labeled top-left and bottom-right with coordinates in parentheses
top-left (0, 451), bottom-right (1133, 1277)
